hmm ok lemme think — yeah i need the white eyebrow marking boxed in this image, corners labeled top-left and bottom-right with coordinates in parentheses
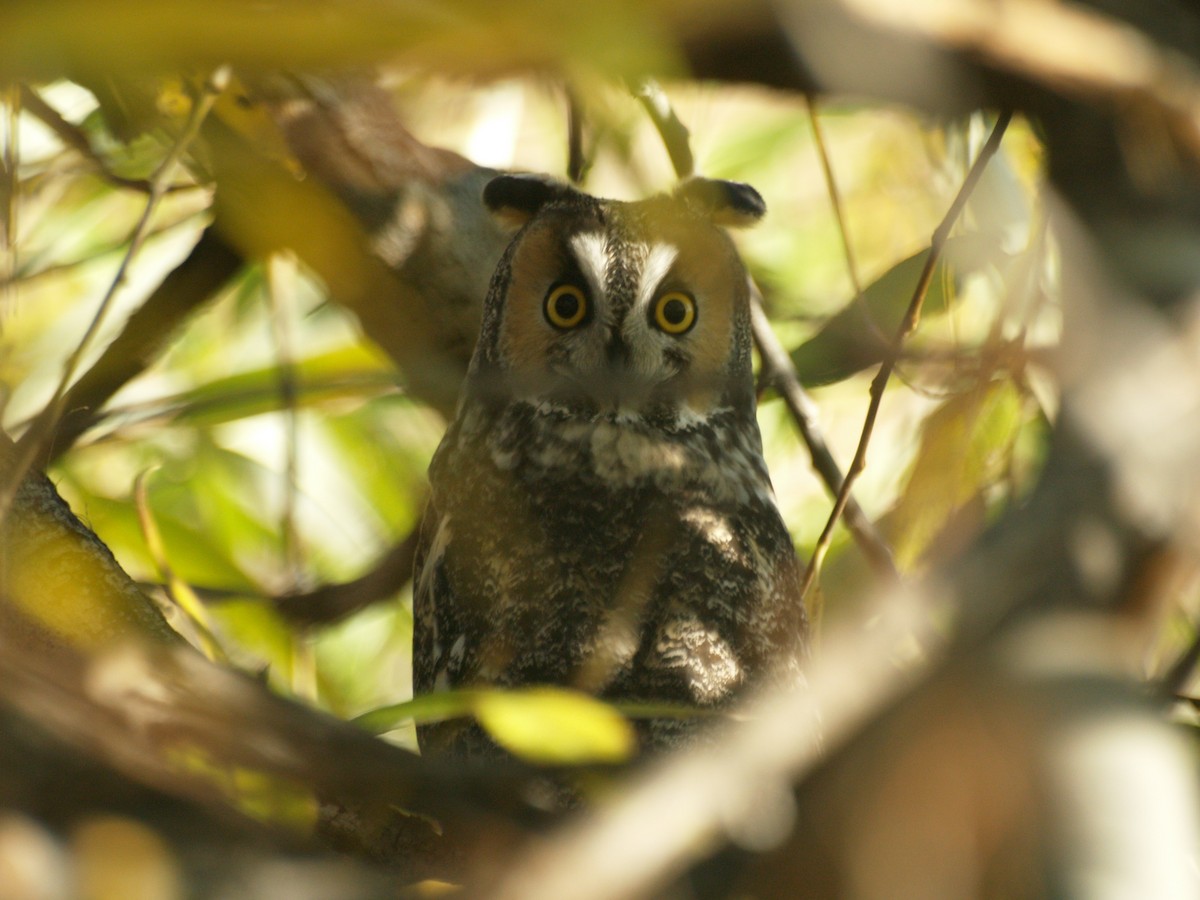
top-left (636, 243), bottom-right (679, 308)
top-left (570, 232), bottom-right (609, 297)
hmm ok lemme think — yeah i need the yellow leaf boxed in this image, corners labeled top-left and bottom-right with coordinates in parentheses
top-left (887, 379), bottom-right (1023, 569)
top-left (473, 687), bottom-right (637, 765)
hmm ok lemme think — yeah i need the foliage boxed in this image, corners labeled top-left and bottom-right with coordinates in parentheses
top-left (4, 2), bottom-right (1200, 896)
top-left (3, 73), bottom-right (1057, 757)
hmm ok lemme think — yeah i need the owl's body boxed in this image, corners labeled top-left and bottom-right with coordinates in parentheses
top-left (413, 175), bottom-right (807, 757)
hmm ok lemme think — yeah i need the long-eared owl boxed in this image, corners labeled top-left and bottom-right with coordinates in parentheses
top-left (413, 174), bottom-right (808, 757)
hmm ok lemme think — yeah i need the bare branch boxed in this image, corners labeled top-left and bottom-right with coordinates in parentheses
top-left (0, 623), bottom-right (544, 879)
top-left (273, 524), bottom-right (422, 626)
top-left (46, 229), bottom-right (244, 461)
top-left (748, 288), bottom-right (897, 581)
top-left (800, 110), bottom-right (1013, 600)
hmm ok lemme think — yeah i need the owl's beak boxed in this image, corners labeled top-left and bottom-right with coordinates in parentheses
top-left (588, 332), bottom-right (647, 411)
top-left (604, 333), bottom-right (631, 369)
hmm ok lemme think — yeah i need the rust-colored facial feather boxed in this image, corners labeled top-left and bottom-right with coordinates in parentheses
top-left (494, 197), bottom-right (748, 416)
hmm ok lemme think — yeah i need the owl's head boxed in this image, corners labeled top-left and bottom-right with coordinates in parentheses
top-left (467, 174), bottom-right (765, 422)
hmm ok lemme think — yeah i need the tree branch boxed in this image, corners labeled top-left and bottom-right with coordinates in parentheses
top-left (800, 110), bottom-right (1013, 600)
top-left (748, 290), bottom-right (897, 581)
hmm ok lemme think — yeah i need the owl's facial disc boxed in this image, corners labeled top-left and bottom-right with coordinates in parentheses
top-left (497, 205), bottom-right (744, 417)
top-left (547, 234), bottom-right (697, 412)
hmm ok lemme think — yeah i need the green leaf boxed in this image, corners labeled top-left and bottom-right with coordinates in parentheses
top-left (68, 491), bottom-right (257, 591)
top-left (353, 692), bottom-right (481, 735)
top-left (206, 599), bottom-right (296, 686)
top-left (790, 234), bottom-right (1003, 386)
top-left (885, 379), bottom-right (1023, 570)
top-left (474, 687), bottom-right (637, 765)
top-left (162, 347), bottom-right (396, 427)
top-left (312, 603), bottom-right (413, 717)
top-left (355, 686), bottom-right (638, 765)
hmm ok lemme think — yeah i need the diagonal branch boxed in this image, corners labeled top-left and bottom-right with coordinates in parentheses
top-left (272, 515), bottom-right (423, 626)
top-left (800, 109), bottom-right (1014, 600)
top-left (749, 288), bottom-right (897, 581)
top-left (45, 229), bottom-right (244, 462)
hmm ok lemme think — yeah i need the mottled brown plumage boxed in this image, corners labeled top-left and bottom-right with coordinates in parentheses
top-left (413, 174), bottom-right (807, 757)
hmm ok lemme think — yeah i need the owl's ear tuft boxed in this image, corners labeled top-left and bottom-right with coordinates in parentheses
top-left (484, 174), bottom-right (576, 226)
top-left (675, 177), bottom-right (766, 228)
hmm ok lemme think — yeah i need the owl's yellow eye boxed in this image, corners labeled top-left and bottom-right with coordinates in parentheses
top-left (544, 284), bottom-right (590, 330)
top-left (652, 291), bottom-right (697, 335)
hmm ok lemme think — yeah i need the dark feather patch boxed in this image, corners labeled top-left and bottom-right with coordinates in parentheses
top-left (483, 173), bottom-right (578, 226)
top-left (675, 177), bottom-right (767, 227)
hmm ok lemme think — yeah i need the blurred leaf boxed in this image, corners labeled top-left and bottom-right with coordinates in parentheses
top-left (3, 1), bottom-right (679, 84)
top-left (474, 688), bottom-right (637, 764)
top-left (185, 439), bottom-right (298, 581)
top-left (207, 599), bottom-right (296, 686)
top-left (134, 472), bottom-right (228, 662)
top-left (790, 234), bottom-right (1004, 385)
top-left (158, 347), bottom-right (396, 427)
top-left (707, 114), bottom-right (811, 180)
top-left (313, 603), bottom-right (412, 717)
top-left (354, 692), bottom-right (481, 735)
top-left (885, 379), bottom-right (1023, 570)
top-left (356, 686), bottom-right (638, 765)
top-left (73, 491), bottom-right (258, 591)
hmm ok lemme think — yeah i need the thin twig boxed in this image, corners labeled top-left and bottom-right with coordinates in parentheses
top-left (806, 96), bottom-right (860, 295)
top-left (0, 67), bottom-right (230, 526)
top-left (805, 94), bottom-right (890, 347)
top-left (133, 471), bottom-right (228, 664)
top-left (2, 85), bottom-right (18, 303)
top-left (800, 110), bottom-right (1014, 601)
top-left (266, 253), bottom-right (304, 586)
top-left (749, 287), bottom-right (897, 580)
top-left (633, 79), bottom-right (695, 178)
top-left (566, 85), bottom-right (586, 184)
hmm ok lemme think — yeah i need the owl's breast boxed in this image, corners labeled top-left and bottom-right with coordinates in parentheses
top-left (479, 401), bottom-right (774, 506)
top-left (421, 399), bottom-right (805, 721)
